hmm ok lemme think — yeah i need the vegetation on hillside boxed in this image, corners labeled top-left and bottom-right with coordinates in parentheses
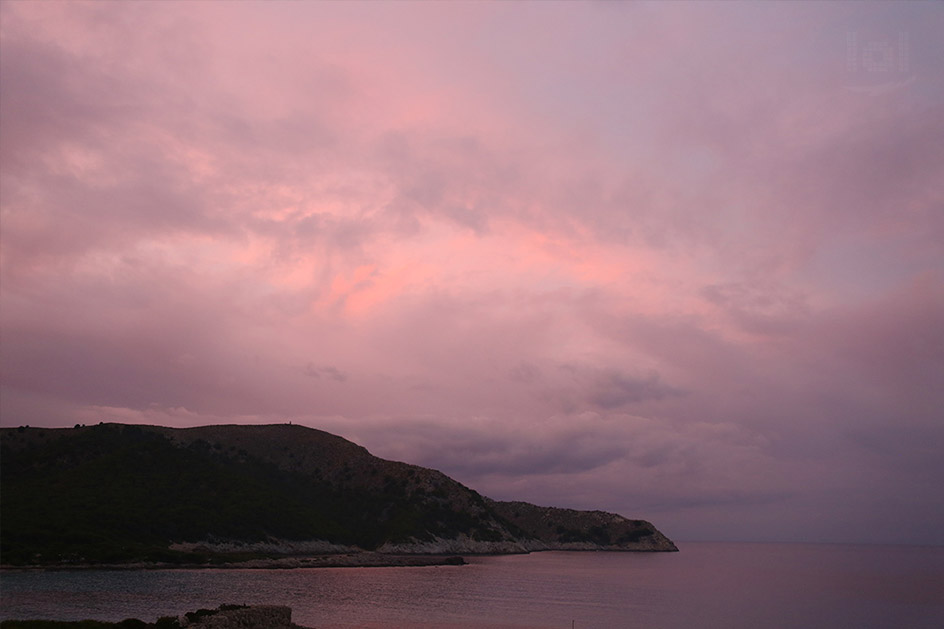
top-left (0, 424), bottom-right (501, 564)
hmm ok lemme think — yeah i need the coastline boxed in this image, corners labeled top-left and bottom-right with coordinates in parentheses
top-left (0, 552), bottom-right (466, 571)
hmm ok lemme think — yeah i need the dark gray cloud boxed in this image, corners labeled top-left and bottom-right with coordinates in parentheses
top-left (584, 368), bottom-right (682, 409)
top-left (303, 363), bottom-right (348, 382)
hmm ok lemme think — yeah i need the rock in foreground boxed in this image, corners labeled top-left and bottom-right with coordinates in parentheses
top-left (0, 605), bottom-right (311, 629)
top-left (179, 605), bottom-right (300, 629)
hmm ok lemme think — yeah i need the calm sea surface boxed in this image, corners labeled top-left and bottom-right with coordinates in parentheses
top-left (1, 543), bottom-right (942, 628)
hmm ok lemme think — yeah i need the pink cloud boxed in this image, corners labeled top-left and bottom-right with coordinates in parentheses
top-left (2, 0), bottom-right (942, 544)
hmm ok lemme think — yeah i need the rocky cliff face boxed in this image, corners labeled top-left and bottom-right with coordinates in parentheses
top-left (0, 423), bottom-right (677, 564)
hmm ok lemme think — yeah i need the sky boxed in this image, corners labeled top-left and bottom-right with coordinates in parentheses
top-left (1, 0), bottom-right (942, 546)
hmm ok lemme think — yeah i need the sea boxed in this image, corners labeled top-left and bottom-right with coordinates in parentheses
top-left (1, 543), bottom-right (942, 629)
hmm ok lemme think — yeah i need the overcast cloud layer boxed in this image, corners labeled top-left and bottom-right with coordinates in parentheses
top-left (2, 1), bottom-right (942, 545)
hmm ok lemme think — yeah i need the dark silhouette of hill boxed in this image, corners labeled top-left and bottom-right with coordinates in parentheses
top-left (0, 423), bottom-right (676, 566)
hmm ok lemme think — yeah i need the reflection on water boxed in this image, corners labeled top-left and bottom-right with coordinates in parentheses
top-left (2, 544), bottom-right (942, 629)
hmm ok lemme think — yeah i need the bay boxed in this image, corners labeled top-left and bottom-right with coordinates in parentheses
top-left (1, 543), bottom-right (942, 628)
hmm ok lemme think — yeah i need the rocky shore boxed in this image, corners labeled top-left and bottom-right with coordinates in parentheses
top-left (2, 530), bottom-right (675, 571)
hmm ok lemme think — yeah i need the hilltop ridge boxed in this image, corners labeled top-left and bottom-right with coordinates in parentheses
top-left (0, 423), bottom-right (677, 566)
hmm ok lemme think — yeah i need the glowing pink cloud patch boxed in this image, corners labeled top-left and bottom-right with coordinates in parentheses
top-left (1, 0), bottom-right (942, 544)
